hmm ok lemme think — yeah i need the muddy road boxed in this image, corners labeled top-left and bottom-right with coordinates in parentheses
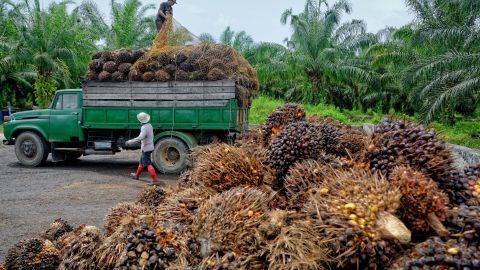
top-left (0, 141), bottom-right (178, 262)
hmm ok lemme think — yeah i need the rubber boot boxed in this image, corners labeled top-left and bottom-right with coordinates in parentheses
top-left (147, 165), bottom-right (159, 183)
top-left (130, 164), bottom-right (143, 180)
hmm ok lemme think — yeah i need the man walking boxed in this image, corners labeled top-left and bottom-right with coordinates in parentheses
top-left (156, 0), bottom-right (177, 32)
top-left (127, 112), bottom-right (160, 185)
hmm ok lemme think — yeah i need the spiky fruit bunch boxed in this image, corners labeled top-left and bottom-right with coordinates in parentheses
top-left (261, 103), bottom-right (306, 146)
top-left (450, 164), bottom-right (480, 206)
top-left (128, 69), bottom-right (142, 81)
top-left (390, 167), bottom-right (450, 235)
top-left (157, 52), bottom-right (173, 66)
top-left (114, 49), bottom-right (133, 64)
top-left (191, 187), bottom-right (272, 267)
top-left (96, 215), bottom-right (155, 270)
top-left (85, 71), bottom-right (98, 80)
top-left (118, 63), bottom-right (132, 74)
top-left (115, 225), bottom-right (181, 270)
top-left (104, 202), bottom-right (153, 236)
top-left (175, 52), bottom-right (188, 65)
top-left (156, 186), bottom-right (215, 229)
top-left (100, 51), bottom-right (115, 62)
top-left (91, 51), bottom-right (103, 60)
top-left (143, 71), bottom-right (155, 82)
top-left (209, 58), bottom-right (227, 70)
top-left (234, 127), bottom-right (268, 163)
top-left (303, 169), bottom-right (408, 269)
top-left (363, 119), bottom-right (455, 183)
top-left (190, 143), bottom-right (274, 192)
top-left (137, 186), bottom-right (168, 208)
top-left (207, 68), bottom-right (226, 81)
top-left (136, 60), bottom-right (149, 73)
top-left (112, 71), bottom-right (124, 81)
top-left (444, 205), bottom-right (480, 245)
top-left (98, 71), bottom-right (112, 81)
top-left (88, 58), bottom-right (103, 73)
top-left (132, 49), bottom-right (146, 62)
top-left (267, 121), bottom-right (324, 176)
top-left (42, 218), bottom-right (73, 242)
top-left (175, 70), bottom-right (189, 80)
top-left (284, 157), bottom-right (348, 209)
top-left (164, 64), bottom-right (177, 76)
top-left (196, 253), bottom-right (244, 270)
top-left (59, 225), bottom-right (103, 270)
top-left (267, 220), bottom-right (330, 270)
top-left (155, 70), bottom-right (171, 82)
top-left (5, 238), bottom-right (61, 270)
top-left (103, 61), bottom-right (117, 73)
top-left (394, 237), bottom-right (480, 269)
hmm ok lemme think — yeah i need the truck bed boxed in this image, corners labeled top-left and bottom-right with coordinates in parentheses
top-left (81, 80), bottom-right (247, 132)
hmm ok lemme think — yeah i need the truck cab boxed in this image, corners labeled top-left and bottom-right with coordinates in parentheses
top-left (3, 80), bottom-right (247, 174)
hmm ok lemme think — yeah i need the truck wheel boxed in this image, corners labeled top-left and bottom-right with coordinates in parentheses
top-left (153, 137), bottom-right (189, 174)
top-left (14, 131), bottom-right (49, 167)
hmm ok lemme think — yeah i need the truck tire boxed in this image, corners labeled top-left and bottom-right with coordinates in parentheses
top-left (153, 137), bottom-right (189, 174)
top-left (14, 131), bottom-right (49, 167)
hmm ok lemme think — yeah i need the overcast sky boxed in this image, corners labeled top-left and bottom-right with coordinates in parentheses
top-left (37, 0), bottom-right (414, 44)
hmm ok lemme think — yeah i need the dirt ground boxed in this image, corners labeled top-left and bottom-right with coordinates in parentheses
top-left (0, 140), bottom-right (178, 262)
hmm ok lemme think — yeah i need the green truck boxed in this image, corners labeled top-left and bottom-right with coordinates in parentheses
top-left (3, 80), bottom-right (248, 174)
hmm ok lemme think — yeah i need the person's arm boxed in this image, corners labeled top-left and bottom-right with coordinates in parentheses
top-left (127, 126), bottom-right (147, 145)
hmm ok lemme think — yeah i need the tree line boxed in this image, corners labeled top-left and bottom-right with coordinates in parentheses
top-left (1, 0), bottom-right (479, 125)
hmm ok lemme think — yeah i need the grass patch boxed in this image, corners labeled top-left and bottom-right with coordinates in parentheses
top-left (0, 124), bottom-right (3, 134)
top-left (249, 95), bottom-right (480, 149)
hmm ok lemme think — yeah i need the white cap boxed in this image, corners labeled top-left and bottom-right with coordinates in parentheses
top-left (137, 112), bottom-right (150, 124)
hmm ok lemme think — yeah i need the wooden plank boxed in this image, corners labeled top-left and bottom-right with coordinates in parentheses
top-left (84, 100), bottom-right (131, 107)
top-left (84, 93), bottom-right (132, 100)
top-left (131, 93), bottom-right (235, 100)
top-left (83, 86), bottom-right (235, 95)
top-left (83, 80), bottom-right (235, 89)
top-left (133, 100), bottom-right (229, 107)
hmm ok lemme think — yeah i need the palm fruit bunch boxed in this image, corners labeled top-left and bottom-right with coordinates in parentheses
top-left (261, 103), bottom-right (306, 146)
top-left (267, 220), bottom-right (331, 270)
top-left (303, 169), bottom-right (410, 269)
top-left (363, 119), bottom-right (455, 183)
top-left (392, 236), bottom-right (480, 269)
top-left (267, 121), bottom-right (324, 177)
top-left (444, 204), bottom-right (480, 245)
top-left (449, 164), bottom-right (480, 206)
top-left (115, 225), bottom-right (181, 270)
top-left (5, 238), bottom-right (61, 270)
top-left (234, 127), bottom-right (268, 163)
top-left (42, 218), bottom-right (73, 242)
top-left (283, 157), bottom-right (348, 209)
top-left (190, 143), bottom-right (274, 192)
top-left (191, 187), bottom-right (272, 268)
top-left (137, 186), bottom-right (168, 208)
top-left (156, 186), bottom-right (215, 230)
top-left (58, 225), bottom-right (103, 270)
top-left (96, 215), bottom-right (156, 270)
top-left (390, 167), bottom-right (450, 236)
top-left (103, 202), bottom-right (153, 236)
top-left (85, 48), bottom-right (145, 81)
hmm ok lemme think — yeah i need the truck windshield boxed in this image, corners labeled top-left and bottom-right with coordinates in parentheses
top-left (53, 94), bottom-right (79, 110)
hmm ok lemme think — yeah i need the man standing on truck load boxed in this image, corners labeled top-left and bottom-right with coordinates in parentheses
top-left (156, 0), bottom-right (177, 32)
top-left (126, 112), bottom-right (160, 185)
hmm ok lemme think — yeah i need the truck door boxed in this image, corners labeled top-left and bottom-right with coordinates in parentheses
top-left (49, 92), bottom-right (81, 142)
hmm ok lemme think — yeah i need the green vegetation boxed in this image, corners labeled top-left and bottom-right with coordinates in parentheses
top-left (250, 95), bottom-right (480, 149)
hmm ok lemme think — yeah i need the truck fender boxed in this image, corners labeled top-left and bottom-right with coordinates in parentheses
top-left (153, 131), bottom-right (198, 149)
top-left (11, 126), bottom-right (49, 142)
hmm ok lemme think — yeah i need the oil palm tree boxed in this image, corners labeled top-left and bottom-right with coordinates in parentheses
top-left (220, 26), bottom-right (254, 53)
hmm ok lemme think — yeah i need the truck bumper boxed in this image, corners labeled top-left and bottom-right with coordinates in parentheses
top-left (3, 139), bottom-right (13, 145)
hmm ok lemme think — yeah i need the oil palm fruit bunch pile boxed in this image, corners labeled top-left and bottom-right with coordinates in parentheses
top-left (283, 157), bottom-right (348, 209)
top-left (5, 238), bottom-right (61, 270)
top-left (449, 163), bottom-right (480, 206)
top-left (115, 225), bottom-right (180, 270)
top-left (137, 186), bottom-right (168, 208)
top-left (303, 169), bottom-right (410, 269)
top-left (261, 103), bottom-right (306, 146)
top-left (191, 187), bottom-right (273, 268)
top-left (42, 218), bottom-right (73, 242)
top-left (234, 127), bottom-right (269, 163)
top-left (103, 202), bottom-right (153, 236)
top-left (58, 225), bottom-right (103, 270)
top-left (390, 167), bottom-right (450, 236)
top-left (86, 49), bottom-right (147, 81)
top-left (363, 119), bottom-right (455, 183)
top-left (393, 236), bottom-right (480, 269)
top-left (190, 143), bottom-right (275, 192)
